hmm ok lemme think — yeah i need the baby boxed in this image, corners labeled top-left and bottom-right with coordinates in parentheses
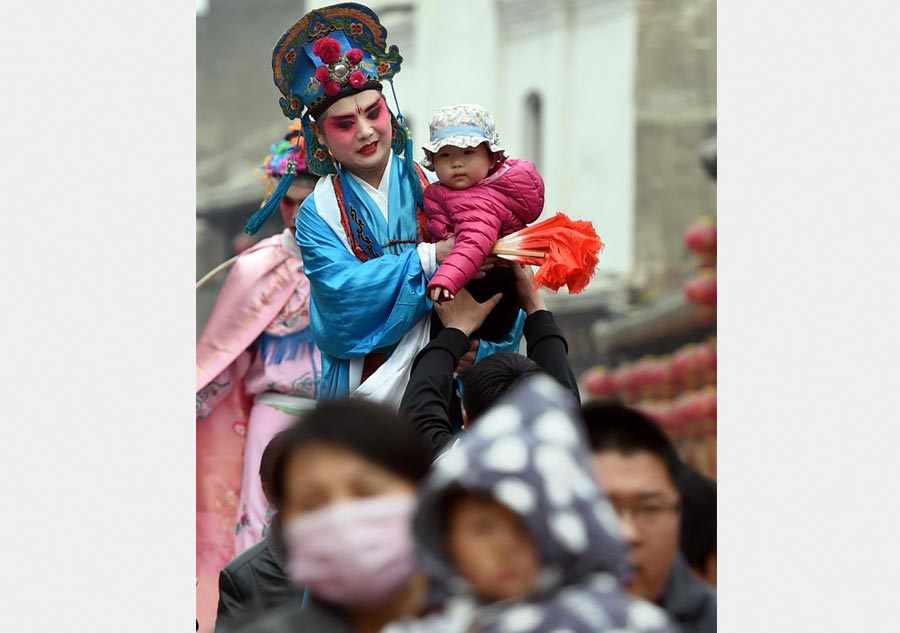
top-left (408, 375), bottom-right (674, 633)
top-left (422, 105), bottom-right (544, 341)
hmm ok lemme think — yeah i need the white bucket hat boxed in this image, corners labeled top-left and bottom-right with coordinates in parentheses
top-left (421, 104), bottom-right (508, 169)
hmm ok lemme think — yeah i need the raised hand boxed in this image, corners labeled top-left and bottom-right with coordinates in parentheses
top-left (511, 262), bottom-right (546, 315)
top-left (433, 288), bottom-right (503, 337)
top-left (456, 339), bottom-right (480, 377)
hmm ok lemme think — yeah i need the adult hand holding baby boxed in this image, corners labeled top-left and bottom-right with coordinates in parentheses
top-left (435, 289), bottom-right (500, 376)
top-left (433, 288), bottom-right (503, 338)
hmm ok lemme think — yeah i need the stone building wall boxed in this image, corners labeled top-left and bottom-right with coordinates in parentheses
top-left (632, 0), bottom-right (716, 287)
top-left (196, 0), bottom-right (308, 338)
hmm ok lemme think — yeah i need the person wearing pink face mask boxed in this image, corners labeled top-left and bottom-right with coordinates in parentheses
top-left (220, 398), bottom-right (433, 633)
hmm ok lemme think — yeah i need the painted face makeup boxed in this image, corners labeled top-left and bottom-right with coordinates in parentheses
top-left (316, 90), bottom-right (392, 186)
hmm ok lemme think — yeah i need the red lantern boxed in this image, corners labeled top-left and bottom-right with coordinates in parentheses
top-left (643, 358), bottom-right (662, 387)
top-left (673, 345), bottom-right (701, 390)
top-left (684, 216), bottom-right (717, 257)
top-left (643, 358), bottom-right (666, 400)
top-left (613, 364), bottom-right (640, 404)
top-left (666, 399), bottom-right (685, 431)
top-left (684, 270), bottom-right (717, 307)
top-left (670, 393), bottom-right (692, 430)
top-left (611, 365), bottom-right (627, 393)
top-left (655, 356), bottom-right (677, 399)
top-left (674, 391), bottom-right (710, 432)
top-left (704, 342), bottom-right (717, 371)
top-left (697, 343), bottom-right (717, 386)
top-left (690, 388), bottom-right (717, 437)
top-left (631, 358), bottom-right (656, 399)
top-left (582, 367), bottom-right (617, 399)
top-left (696, 388), bottom-right (716, 421)
top-left (674, 393), bottom-right (694, 425)
top-left (672, 346), bottom-right (691, 386)
top-left (686, 345), bottom-right (705, 378)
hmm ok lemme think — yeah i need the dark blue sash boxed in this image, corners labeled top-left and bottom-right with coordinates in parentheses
top-left (336, 168), bottom-right (384, 261)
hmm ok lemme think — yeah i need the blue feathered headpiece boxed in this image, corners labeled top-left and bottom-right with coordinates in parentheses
top-left (253, 2), bottom-right (421, 229)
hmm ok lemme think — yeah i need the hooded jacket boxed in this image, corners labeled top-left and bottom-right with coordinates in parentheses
top-left (424, 159), bottom-right (544, 296)
top-left (407, 375), bottom-right (674, 633)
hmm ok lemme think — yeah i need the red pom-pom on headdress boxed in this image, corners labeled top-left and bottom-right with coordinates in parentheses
top-left (347, 48), bottom-right (363, 65)
top-left (314, 65), bottom-right (331, 83)
top-left (348, 70), bottom-right (366, 89)
top-left (324, 80), bottom-right (342, 97)
top-left (313, 37), bottom-right (342, 65)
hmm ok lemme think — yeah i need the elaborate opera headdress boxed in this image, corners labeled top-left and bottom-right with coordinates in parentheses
top-left (245, 2), bottom-right (420, 234)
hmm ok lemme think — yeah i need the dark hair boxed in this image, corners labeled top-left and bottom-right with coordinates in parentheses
top-left (462, 353), bottom-right (541, 421)
top-left (310, 88), bottom-right (386, 123)
top-left (289, 171), bottom-right (319, 187)
top-left (267, 398), bottom-right (433, 508)
top-left (677, 462), bottom-right (716, 570)
top-left (580, 401), bottom-right (682, 486)
top-left (309, 83), bottom-right (384, 120)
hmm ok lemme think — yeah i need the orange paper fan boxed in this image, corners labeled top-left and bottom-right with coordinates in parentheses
top-left (491, 213), bottom-right (604, 293)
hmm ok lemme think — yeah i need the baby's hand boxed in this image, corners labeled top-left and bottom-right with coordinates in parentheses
top-left (430, 287), bottom-right (455, 302)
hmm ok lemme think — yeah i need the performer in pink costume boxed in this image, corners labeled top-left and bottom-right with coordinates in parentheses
top-left (195, 124), bottom-right (320, 631)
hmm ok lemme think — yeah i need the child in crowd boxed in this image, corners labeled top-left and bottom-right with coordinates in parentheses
top-left (422, 104), bottom-right (544, 342)
top-left (404, 375), bottom-right (674, 633)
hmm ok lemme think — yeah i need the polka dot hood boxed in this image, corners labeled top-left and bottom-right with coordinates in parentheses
top-left (411, 375), bottom-right (674, 633)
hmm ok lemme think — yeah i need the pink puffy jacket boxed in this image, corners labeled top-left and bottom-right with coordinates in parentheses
top-left (424, 158), bottom-right (545, 295)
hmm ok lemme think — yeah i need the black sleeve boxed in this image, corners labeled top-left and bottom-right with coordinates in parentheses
top-left (523, 310), bottom-right (581, 404)
top-left (400, 327), bottom-right (471, 455)
top-left (215, 568), bottom-right (244, 631)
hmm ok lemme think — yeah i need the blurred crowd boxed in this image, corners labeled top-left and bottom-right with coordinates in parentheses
top-left (203, 275), bottom-right (716, 633)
